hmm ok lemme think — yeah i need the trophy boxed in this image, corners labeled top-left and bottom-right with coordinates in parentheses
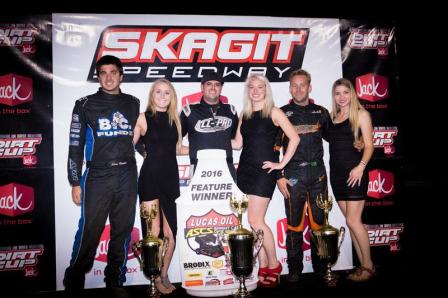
top-left (220, 194), bottom-right (263, 298)
top-left (311, 193), bottom-right (345, 285)
top-left (133, 204), bottom-right (169, 297)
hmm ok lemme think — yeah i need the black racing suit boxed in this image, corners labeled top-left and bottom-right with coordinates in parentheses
top-left (64, 88), bottom-right (140, 289)
top-left (277, 101), bottom-right (331, 274)
top-left (180, 98), bottom-right (238, 178)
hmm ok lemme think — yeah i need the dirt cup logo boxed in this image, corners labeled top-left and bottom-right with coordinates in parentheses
top-left (0, 73), bottom-right (33, 106)
top-left (88, 26), bottom-right (309, 82)
top-left (0, 134), bottom-right (42, 160)
top-left (368, 169), bottom-right (395, 199)
top-left (0, 245), bottom-right (44, 272)
top-left (373, 126), bottom-right (398, 155)
top-left (348, 28), bottom-right (392, 56)
top-left (94, 225), bottom-right (140, 262)
top-left (366, 223), bottom-right (403, 251)
top-left (0, 183), bottom-right (34, 217)
top-left (184, 209), bottom-right (238, 258)
top-left (0, 24), bottom-right (39, 54)
top-left (356, 73), bottom-right (389, 102)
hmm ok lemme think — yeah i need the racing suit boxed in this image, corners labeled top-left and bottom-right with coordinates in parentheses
top-left (277, 101), bottom-right (331, 275)
top-left (180, 98), bottom-right (238, 178)
top-left (64, 88), bottom-right (140, 289)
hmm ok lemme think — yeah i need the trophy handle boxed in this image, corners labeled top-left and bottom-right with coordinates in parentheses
top-left (338, 227), bottom-right (346, 252)
top-left (217, 231), bottom-right (231, 266)
top-left (132, 241), bottom-right (144, 269)
top-left (160, 237), bottom-right (169, 268)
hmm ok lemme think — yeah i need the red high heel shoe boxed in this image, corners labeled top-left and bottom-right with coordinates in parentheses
top-left (259, 262), bottom-right (282, 288)
top-left (257, 266), bottom-right (269, 286)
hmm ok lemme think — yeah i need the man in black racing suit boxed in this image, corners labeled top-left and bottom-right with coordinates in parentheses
top-left (276, 69), bottom-right (330, 282)
top-left (64, 55), bottom-right (140, 298)
top-left (180, 71), bottom-right (238, 179)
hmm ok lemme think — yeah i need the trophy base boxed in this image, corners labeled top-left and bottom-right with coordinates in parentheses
top-left (147, 275), bottom-right (161, 298)
top-left (234, 291), bottom-right (251, 298)
top-left (233, 276), bottom-right (251, 298)
top-left (323, 268), bottom-right (339, 287)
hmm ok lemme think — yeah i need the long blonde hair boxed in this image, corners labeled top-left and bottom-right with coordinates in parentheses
top-left (331, 78), bottom-right (365, 141)
top-left (146, 79), bottom-right (182, 150)
top-left (242, 74), bottom-right (275, 119)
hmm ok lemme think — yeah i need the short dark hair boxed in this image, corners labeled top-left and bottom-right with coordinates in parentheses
top-left (96, 55), bottom-right (123, 75)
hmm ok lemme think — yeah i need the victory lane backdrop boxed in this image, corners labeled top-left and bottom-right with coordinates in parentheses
top-left (1, 14), bottom-right (403, 292)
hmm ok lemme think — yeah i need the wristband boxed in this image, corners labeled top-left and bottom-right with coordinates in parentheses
top-left (360, 160), bottom-right (367, 167)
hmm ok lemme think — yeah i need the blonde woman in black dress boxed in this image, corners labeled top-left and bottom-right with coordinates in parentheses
top-left (327, 78), bottom-right (374, 282)
top-left (232, 74), bottom-right (299, 287)
top-left (133, 79), bottom-right (187, 294)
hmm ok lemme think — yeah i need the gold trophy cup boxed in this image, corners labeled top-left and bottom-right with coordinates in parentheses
top-left (133, 204), bottom-right (169, 297)
top-left (311, 194), bottom-right (345, 285)
top-left (220, 194), bottom-right (263, 298)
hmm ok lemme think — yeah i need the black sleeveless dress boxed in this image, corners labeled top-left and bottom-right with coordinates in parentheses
top-left (327, 119), bottom-right (368, 201)
top-left (237, 111), bottom-right (279, 198)
top-left (138, 111), bottom-right (179, 236)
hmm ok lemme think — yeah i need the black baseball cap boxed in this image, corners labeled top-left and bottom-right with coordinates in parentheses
top-left (201, 72), bottom-right (224, 84)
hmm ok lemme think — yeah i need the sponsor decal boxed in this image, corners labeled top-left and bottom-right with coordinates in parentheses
top-left (94, 225), bottom-right (140, 262)
top-left (367, 169), bottom-right (395, 199)
top-left (187, 272), bottom-right (203, 278)
top-left (223, 277), bottom-right (235, 285)
top-left (183, 261), bottom-right (211, 270)
top-left (185, 280), bottom-right (204, 287)
top-left (205, 278), bottom-right (220, 286)
top-left (211, 259), bottom-right (224, 269)
top-left (373, 126), bottom-right (398, 155)
top-left (348, 28), bottom-right (392, 56)
top-left (97, 111), bottom-right (133, 137)
top-left (178, 164), bottom-right (191, 187)
top-left (0, 134), bottom-right (42, 164)
top-left (356, 73), bottom-right (389, 102)
top-left (0, 73), bottom-right (33, 106)
top-left (0, 24), bottom-right (38, 54)
top-left (88, 26), bottom-right (309, 82)
top-left (184, 209), bottom-right (237, 258)
top-left (294, 123), bottom-right (321, 135)
top-left (0, 244), bottom-right (44, 274)
top-left (277, 216), bottom-right (311, 251)
top-left (194, 116), bottom-right (233, 133)
top-left (0, 183), bottom-right (34, 217)
top-left (366, 223), bottom-right (403, 251)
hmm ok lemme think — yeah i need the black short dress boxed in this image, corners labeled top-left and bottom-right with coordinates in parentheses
top-left (237, 111), bottom-right (279, 198)
top-left (138, 111), bottom-right (180, 236)
top-left (327, 119), bottom-right (368, 201)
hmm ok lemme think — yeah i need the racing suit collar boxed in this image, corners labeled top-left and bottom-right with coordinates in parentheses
top-left (200, 97), bottom-right (221, 108)
top-left (97, 87), bottom-right (123, 99)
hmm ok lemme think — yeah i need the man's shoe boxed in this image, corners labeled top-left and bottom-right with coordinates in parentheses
top-left (286, 271), bottom-right (300, 283)
top-left (108, 286), bottom-right (129, 298)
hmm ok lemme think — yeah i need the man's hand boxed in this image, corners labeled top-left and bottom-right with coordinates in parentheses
top-left (353, 138), bottom-right (365, 152)
top-left (276, 177), bottom-right (292, 199)
top-left (71, 186), bottom-right (82, 206)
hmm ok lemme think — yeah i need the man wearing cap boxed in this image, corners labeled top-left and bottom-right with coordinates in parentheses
top-left (180, 71), bottom-right (239, 178)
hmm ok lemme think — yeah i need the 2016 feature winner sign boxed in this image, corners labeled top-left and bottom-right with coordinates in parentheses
top-left (176, 150), bottom-right (256, 297)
